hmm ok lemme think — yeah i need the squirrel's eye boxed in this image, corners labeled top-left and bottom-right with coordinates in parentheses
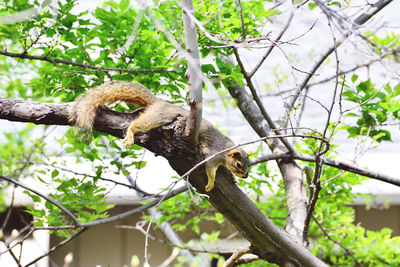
top-left (236, 162), bottom-right (242, 168)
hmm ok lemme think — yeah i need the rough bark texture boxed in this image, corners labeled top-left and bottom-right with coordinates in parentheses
top-left (0, 97), bottom-right (326, 266)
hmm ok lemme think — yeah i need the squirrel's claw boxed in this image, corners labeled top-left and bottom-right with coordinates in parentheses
top-left (123, 134), bottom-right (134, 148)
top-left (205, 182), bottom-right (214, 192)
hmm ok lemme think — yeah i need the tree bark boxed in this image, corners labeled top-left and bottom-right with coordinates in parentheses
top-left (181, 0), bottom-right (203, 142)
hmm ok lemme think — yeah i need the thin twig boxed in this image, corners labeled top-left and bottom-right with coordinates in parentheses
top-left (0, 235), bottom-right (22, 267)
top-left (236, 0), bottom-right (246, 40)
top-left (232, 47), bottom-right (298, 156)
top-left (281, 0), bottom-right (393, 126)
top-left (144, 209), bottom-right (155, 265)
top-left (19, 160), bottom-right (153, 196)
top-left (2, 185), bottom-right (16, 230)
top-left (223, 247), bottom-right (252, 267)
top-left (253, 148), bottom-right (400, 187)
top-left (79, 185), bottom-right (187, 227)
top-left (248, 7), bottom-right (295, 78)
top-left (303, 15), bottom-right (344, 242)
top-left (312, 215), bottom-right (364, 267)
top-left (23, 228), bottom-right (86, 267)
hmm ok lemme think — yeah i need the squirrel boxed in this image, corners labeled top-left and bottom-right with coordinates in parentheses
top-left (68, 81), bottom-right (250, 192)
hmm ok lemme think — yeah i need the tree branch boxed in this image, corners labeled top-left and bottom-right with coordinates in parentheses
top-left (253, 153), bottom-right (400, 187)
top-left (248, 6), bottom-right (295, 79)
top-left (282, 0), bottom-right (393, 125)
top-left (0, 50), bottom-right (177, 75)
top-left (0, 174), bottom-right (80, 226)
top-left (227, 81), bottom-right (308, 246)
top-left (223, 247), bottom-right (252, 267)
top-left (0, 96), bottom-right (327, 266)
top-left (181, 0), bottom-right (203, 143)
top-left (232, 49), bottom-right (298, 156)
top-left (24, 228), bottom-right (86, 267)
top-left (236, 0), bottom-right (246, 40)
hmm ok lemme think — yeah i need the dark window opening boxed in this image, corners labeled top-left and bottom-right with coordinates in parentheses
top-left (0, 207), bottom-right (33, 239)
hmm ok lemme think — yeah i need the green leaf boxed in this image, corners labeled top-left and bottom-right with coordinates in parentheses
top-left (308, 2), bottom-right (318, 10)
top-left (23, 190), bottom-right (41, 203)
top-left (51, 169), bottom-right (60, 178)
top-left (351, 74), bottom-right (358, 83)
top-left (119, 0), bottom-right (129, 10)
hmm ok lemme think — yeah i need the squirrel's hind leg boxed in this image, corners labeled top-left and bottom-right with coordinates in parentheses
top-left (123, 103), bottom-right (178, 148)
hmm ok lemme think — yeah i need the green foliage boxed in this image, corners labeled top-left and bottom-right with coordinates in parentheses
top-left (342, 77), bottom-right (400, 142)
top-left (0, 0), bottom-right (187, 102)
top-left (0, 0), bottom-right (399, 266)
top-left (297, 134), bottom-right (400, 266)
top-left (364, 31), bottom-right (400, 56)
top-left (154, 190), bottom-right (214, 234)
top-left (25, 174), bottom-right (114, 238)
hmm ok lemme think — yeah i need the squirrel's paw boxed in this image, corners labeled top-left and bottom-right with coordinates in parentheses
top-left (123, 134), bottom-right (134, 148)
top-left (205, 182), bottom-right (214, 192)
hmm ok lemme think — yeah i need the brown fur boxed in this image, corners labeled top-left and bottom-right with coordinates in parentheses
top-left (69, 81), bottom-right (250, 192)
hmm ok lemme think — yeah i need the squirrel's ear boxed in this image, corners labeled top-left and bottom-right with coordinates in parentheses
top-left (245, 150), bottom-right (252, 156)
top-left (228, 149), bottom-right (242, 159)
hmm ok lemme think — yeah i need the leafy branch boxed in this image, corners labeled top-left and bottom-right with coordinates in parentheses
top-left (0, 50), bottom-right (178, 75)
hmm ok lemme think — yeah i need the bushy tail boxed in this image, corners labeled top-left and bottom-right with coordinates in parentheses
top-left (68, 81), bottom-right (158, 131)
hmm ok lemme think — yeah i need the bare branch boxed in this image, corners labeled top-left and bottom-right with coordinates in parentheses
top-left (236, 0), bottom-right (246, 40)
top-left (303, 16), bottom-right (341, 243)
top-left (181, 0), bottom-right (203, 143)
top-left (227, 78), bottom-right (308, 246)
top-left (223, 247), bottom-right (252, 267)
top-left (232, 49), bottom-right (298, 156)
top-left (282, 0), bottom-right (393, 125)
top-left (253, 153), bottom-right (400, 187)
top-left (23, 228), bottom-right (86, 267)
top-left (248, 6), bottom-right (295, 79)
top-left (183, 97), bottom-right (198, 140)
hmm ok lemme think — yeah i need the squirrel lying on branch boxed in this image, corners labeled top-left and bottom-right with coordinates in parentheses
top-left (68, 81), bottom-right (249, 192)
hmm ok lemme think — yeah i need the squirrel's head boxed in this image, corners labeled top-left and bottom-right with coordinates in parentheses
top-left (225, 149), bottom-right (250, 179)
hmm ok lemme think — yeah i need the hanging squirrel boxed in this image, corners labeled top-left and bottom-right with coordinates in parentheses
top-left (68, 81), bottom-right (249, 192)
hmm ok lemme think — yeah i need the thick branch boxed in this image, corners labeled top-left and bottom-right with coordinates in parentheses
top-left (0, 97), bottom-right (326, 266)
top-left (181, 0), bottom-right (203, 142)
top-left (228, 83), bottom-right (308, 245)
